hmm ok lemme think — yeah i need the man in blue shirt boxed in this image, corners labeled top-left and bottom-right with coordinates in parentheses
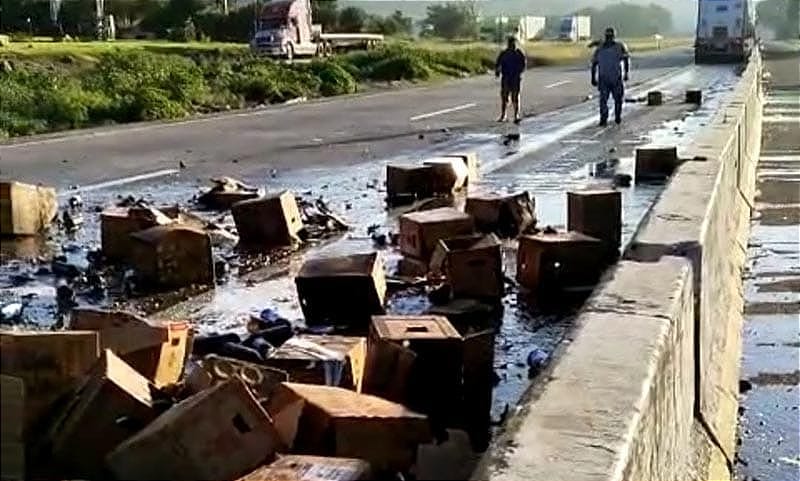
top-left (591, 27), bottom-right (630, 126)
top-left (495, 36), bottom-right (527, 124)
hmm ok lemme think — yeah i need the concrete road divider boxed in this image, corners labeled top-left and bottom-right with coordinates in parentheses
top-left (263, 335), bottom-right (366, 391)
top-left (0, 181), bottom-right (58, 236)
top-left (47, 350), bottom-right (163, 479)
top-left (516, 231), bottom-right (607, 292)
top-left (1, 375), bottom-right (25, 481)
top-left (465, 191), bottom-right (536, 238)
top-left (567, 189), bottom-right (622, 261)
top-left (265, 382), bottom-right (432, 474)
top-left (232, 191), bottom-right (304, 249)
top-left (399, 207), bottom-right (474, 261)
top-left (238, 454), bottom-right (371, 481)
top-left (100, 205), bottom-right (174, 262)
top-left (107, 378), bottom-right (284, 481)
top-left (295, 252), bottom-right (387, 327)
top-left (0, 330), bottom-right (100, 433)
top-left (130, 224), bottom-right (214, 289)
top-left (69, 307), bottom-right (189, 387)
top-left (635, 146), bottom-right (680, 182)
top-left (429, 234), bottom-right (504, 300)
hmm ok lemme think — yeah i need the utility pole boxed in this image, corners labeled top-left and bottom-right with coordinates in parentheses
top-left (95, 0), bottom-right (104, 39)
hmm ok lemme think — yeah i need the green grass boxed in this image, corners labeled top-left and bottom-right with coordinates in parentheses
top-left (0, 36), bottom-right (690, 138)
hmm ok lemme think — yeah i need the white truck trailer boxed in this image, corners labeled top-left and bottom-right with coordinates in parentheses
top-left (558, 15), bottom-right (591, 42)
top-left (250, 0), bottom-right (383, 59)
top-left (516, 16), bottom-right (546, 41)
top-left (695, 0), bottom-right (756, 63)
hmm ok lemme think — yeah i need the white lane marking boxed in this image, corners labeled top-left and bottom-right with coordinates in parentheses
top-left (544, 80), bottom-right (572, 89)
top-left (59, 169), bottom-right (179, 196)
top-left (409, 103), bottom-right (477, 121)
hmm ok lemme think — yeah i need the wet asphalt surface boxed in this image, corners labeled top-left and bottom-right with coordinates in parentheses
top-left (735, 49), bottom-right (800, 481)
top-left (1, 54), bottom-right (743, 475)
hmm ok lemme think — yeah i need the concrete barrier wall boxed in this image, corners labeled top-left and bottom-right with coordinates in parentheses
top-left (474, 53), bottom-right (763, 481)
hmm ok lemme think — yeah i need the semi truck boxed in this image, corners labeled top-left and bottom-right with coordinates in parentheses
top-left (516, 16), bottom-right (546, 41)
top-left (558, 15), bottom-right (591, 42)
top-left (250, 0), bottom-right (384, 59)
top-left (695, 0), bottom-right (756, 63)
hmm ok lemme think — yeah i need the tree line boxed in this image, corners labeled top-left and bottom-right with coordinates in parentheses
top-left (1, 1), bottom-right (680, 41)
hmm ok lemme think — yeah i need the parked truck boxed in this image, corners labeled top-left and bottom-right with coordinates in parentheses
top-left (558, 15), bottom-right (591, 42)
top-left (516, 16), bottom-right (546, 41)
top-left (695, 0), bottom-right (756, 63)
top-left (250, 0), bottom-right (384, 59)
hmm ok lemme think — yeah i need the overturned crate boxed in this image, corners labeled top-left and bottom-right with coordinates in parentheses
top-left (398, 207), bottom-right (474, 261)
top-left (239, 455), bottom-right (371, 481)
top-left (232, 191), bottom-right (304, 249)
top-left (368, 315), bottom-right (495, 451)
top-left (430, 234), bottom-right (504, 299)
top-left (423, 157), bottom-right (470, 194)
top-left (465, 191), bottom-right (535, 237)
top-left (0, 181), bottom-right (58, 236)
top-left (1, 375), bottom-right (25, 481)
top-left (0, 330), bottom-right (100, 433)
top-left (516, 231), bottom-right (607, 292)
top-left (295, 252), bottom-right (386, 327)
top-left (567, 189), bottom-right (622, 261)
top-left (107, 378), bottom-right (283, 481)
top-left (635, 146), bottom-right (680, 182)
top-left (48, 350), bottom-right (163, 479)
top-left (263, 335), bottom-right (366, 391)
top-left (386, 164), bottom-right (435, 205)
top-left (266, 382), bottom-right (432, 474)
top-left (100, 205), bottom-right (174, 262)
top-left (69, 307), bottom-right (190, 387)
top-left (130, 224), bottom-right (214, 289)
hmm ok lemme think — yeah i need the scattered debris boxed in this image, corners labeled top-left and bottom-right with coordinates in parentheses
top-left (295, 252), bottom-right (386, 327)
top-left (635, 146), bottom-right (680, 182)
top-left (517, 230), bottom-right (607, 291)
top-left (647, 91), bottom-right (663, 106)
top-left (398, 207), bottom-right (474, 261)
top-left (264, 335), bottom-right (366, 390)
top-left (100, 204), bottom-right (173, 262)
top-left (107, 378), bottom-right (283, 481)
top-left (197, 177), bottom-right (263, 210)
top-left (613, 173), bottom-right (633, 188)
top-left (240, 455), bottom-right (371, 481)
top-left (567, 190), bottom-right (622, 260)
top-left (232, 191), bottom-right (304, 249)
top-left (0, 181), bottom-right (58, 235)
top-left (685, 89), bottom-right (703, 105)
top-left (465, 192), bottom-right (535, 238)
top-left (526, 348), bottom-right (549, 377)
top-left (129, 225), bottom-right (214, 289)
top-left (0, 302), bottom-right (24, 323)
top-left (429, 234), bottom-right (504, 299)
top-left (265, 382), bottom-right (432, 473)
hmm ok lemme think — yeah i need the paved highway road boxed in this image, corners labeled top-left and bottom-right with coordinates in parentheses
top-left (0, 47), bottom-right (694, 187)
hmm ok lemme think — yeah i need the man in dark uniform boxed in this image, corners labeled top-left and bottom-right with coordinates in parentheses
top-left (591, 27), bottom-right (630, 126)
top-left (495, 36), bottom-right (527, 123)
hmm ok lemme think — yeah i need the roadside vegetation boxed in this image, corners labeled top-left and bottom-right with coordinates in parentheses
top-left (0, 0), bottom-right (690, 138)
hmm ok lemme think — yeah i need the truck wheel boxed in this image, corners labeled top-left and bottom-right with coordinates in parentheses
top-left (286, 44), bottom-right (294, 63)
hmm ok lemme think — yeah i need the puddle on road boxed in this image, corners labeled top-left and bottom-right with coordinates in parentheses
top-left (1, 62), bottom-right (742, 431)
